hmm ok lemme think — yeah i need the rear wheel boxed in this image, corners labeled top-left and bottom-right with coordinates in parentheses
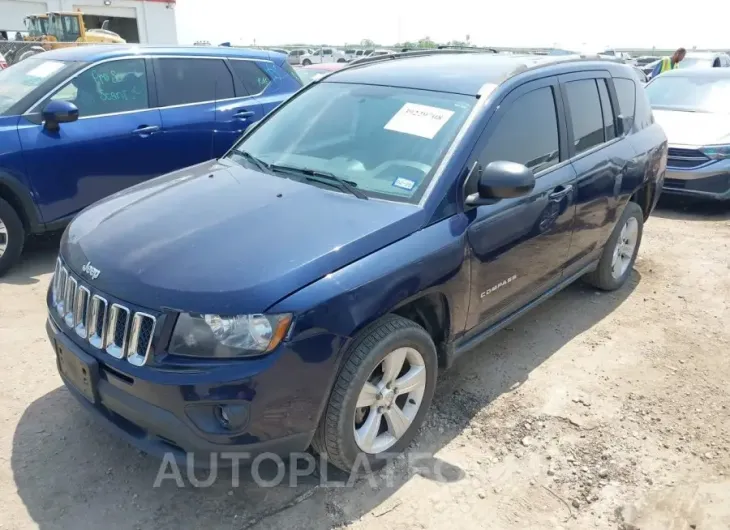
top-left (583, 201), bottom-right (643, 291)
top-left (311, 314), bottom-right (437, 472)
top-left (0, 198), bottom-right (25, 277)
top-left (302, 59), bottom-right (312, 66)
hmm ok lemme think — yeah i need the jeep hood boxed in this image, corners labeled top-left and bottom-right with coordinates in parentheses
top-left (62, 159), bottom-right (425, 314)
top-left (652, 109), bottom-right (730, 146)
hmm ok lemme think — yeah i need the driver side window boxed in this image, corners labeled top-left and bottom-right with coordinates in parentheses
top-left (49, 59), bottom-right (149, 118)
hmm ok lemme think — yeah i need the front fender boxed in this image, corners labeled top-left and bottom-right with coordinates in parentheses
top-left (268, 214), bottom-right (472, 344)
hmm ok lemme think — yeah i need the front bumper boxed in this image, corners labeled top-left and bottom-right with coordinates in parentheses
top-left (664, 160), bottom-right (730, 201)
top-left (47, 309), bottom-right (344, 467)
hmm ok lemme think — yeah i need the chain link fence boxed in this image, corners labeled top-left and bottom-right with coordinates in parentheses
top-left (0, 40), bottom-right (109, 66)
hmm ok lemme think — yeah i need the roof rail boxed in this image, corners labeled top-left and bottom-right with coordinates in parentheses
top-left (437, 45), bottom-right (499, 53)
top-left (346, 48), bottom-right (485, 67)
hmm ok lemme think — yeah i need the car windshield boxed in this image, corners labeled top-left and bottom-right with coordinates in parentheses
top-left (226, 82), bottom-right (475, 202)
top-left (646, 76), bottom-right (730, 113)
top-left (0, 58), bottom-right (72, 114)
top-left (295, 67), bottom-right (329, 84)
top-left (678, 57), bottom-right (713, 69)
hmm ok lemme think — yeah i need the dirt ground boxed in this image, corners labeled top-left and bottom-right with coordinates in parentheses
top-left (1, 197), bottom-right (728, 530)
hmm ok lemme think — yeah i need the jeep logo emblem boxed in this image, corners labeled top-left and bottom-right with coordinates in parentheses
top-left (81, 261), bottom-right (101, 280)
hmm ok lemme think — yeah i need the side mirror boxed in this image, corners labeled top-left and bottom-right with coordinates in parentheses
top-left (465, 161), bottom-right (535, 206)
top-left (42, 100), bottom-right (79, 131)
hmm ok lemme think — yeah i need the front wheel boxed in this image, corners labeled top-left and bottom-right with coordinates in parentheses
top-left (311, 314), bottom-right (437, 472)
top-left (583, 201), bottom-right (643, 291)
top-left (337, 58), bottom-right (346, 63)
top-left (302, 59), bottom-right (311, 66)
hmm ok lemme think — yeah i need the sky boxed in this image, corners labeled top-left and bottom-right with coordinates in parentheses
top-left (175, 0), bottom-right (728, 51)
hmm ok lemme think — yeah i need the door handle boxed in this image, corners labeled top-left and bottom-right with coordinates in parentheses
top-left (548, 184), bottom-right (573, 201)
top-left (233, 109), bottom-right (255, 119)
top-left (133, 125), bottom-right (160, 136)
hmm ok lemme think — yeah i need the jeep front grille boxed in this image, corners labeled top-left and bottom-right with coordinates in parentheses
top-left (51, 259), bottom-right (157, 365)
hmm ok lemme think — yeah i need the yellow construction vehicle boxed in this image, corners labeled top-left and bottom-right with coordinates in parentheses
top-left (47, 11), bottom-right (126, 46)
top-left (23, 14), bottom-right (49, 41)
top-left (17, 10), bottom-right (125, 61)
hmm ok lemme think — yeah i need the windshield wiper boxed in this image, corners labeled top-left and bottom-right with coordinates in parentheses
top-left (230, 149), bottom-right (272, 173)
top-left (269, 164), bottom-right (368, 200)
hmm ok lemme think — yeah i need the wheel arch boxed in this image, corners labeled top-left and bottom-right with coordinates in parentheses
top-left (0, 175), bottom-right (42, 233)
top-left (391, 291), bottom-right (451, 367)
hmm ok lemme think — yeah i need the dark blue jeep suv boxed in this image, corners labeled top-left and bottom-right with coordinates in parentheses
top-left (46, 51), bottom-right (666, 471)
top-left (0, 45), bottom-right (301, 275)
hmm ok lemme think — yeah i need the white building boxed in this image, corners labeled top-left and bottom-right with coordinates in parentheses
top-left (1, 0), bottom-right (178, 44)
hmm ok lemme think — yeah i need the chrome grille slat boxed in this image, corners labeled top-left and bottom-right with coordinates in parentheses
top-left (128, 313), bottom-right (156, 366)
top-left (88, 295), bottom-right (108, 349)
top-left (74, 286), bottom-right (90, 338)
top-left (56, 267), bottom-right (68, 316)
top-left (105, 303), bottom-right (130, 359)
top-left (63, 276), bottom-right (77, 327)
top-left (50, 263), bottom-right (157, 366)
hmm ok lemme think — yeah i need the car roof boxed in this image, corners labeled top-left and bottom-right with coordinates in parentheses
top-left (301, 63), bottom-right (344, 71)
top-left (685, 51), bottom-right (726, 59)
top-left (658, 67), bottom-right (730, 79)
top-left (37, 44), bottom-right (277, 63)
top-left (325, 52), bottom-right (633, 95)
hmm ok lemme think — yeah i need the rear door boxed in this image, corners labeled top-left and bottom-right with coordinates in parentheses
top-left (463, 77), bottom-right (578, 334)
top-left (153, 57), bottom-right (253, 171)
top-left (18, 57), bottom-right (163, 223)
top-left (558, 72), bottom-right (628, 275)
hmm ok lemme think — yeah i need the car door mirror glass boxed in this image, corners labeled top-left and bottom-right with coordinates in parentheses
top-left (42, 100), bottom-right (79, 130)
top-left (466, 161), bottom-right (535, 206)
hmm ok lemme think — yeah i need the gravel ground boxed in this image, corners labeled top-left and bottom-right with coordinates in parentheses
top-left (1, 198), bottom-right (728, 530)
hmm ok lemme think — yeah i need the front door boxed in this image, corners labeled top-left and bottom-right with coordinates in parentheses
top-left (152, 57), bottom-right (262, 172)
top-left (18, 57), bottom-right (162, 224)
top-left (463, 77), bottom-right (577, 334)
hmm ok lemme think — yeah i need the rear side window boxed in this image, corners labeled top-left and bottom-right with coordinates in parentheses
top-left (596, 79), bottom-right (616, 141)
top-left (564, 79), bottom-right (604, 155)
top-left (619, 76), bottom-right (654, 131)
top-left (481, 86), bottom-right (560, 173)
top-left (229, 60), bottom-right (272, 94)
top-left (154, 58), bottom-right (234, 107)
top-left (613, 78), bottom-right (636, 120)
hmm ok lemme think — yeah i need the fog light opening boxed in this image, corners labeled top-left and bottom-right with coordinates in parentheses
top-left (215, 404), bottom-right (249, 431)
top-left (216, 405), bottom-right (231, 429)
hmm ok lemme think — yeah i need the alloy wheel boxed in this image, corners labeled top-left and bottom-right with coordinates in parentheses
top-left (0, 216), bottom-right (8, 258)
top-left (611, 216), bottom-right (639, 279)
top-left (354, 347), bottom-right (427, 454)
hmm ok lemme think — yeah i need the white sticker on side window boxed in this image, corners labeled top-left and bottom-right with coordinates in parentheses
top-left (384, 102), bottom-right (455, 139)
top-left (26, 60), bottom-right (66, 79)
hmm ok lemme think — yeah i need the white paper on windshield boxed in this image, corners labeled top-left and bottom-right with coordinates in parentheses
top-left (384, 103), bottom-right (455, 139)
top-left (26, 61), bottom-right (65, 79)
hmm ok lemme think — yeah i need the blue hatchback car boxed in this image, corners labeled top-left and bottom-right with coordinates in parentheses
top-left (47, 51), bottom-right (666, 472)
top-left (0, 45), bottom-right (301, 275)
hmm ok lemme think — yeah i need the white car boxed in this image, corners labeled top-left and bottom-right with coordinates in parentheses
top-left (300, 47), bottom-right (348, 66)
top-left (0, 51), bottom-right (7, 69)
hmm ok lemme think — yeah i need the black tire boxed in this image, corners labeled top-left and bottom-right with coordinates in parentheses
top-left (311, 314), bottom-right (438, 472)
top-left (302, 59), bottom-right (311, 66)
top-left (0, 198), bottom-right (25, 277)
top-left (337, 58), bottom-right (346, 63)
top-left (583, 201), bottom-right (643, 291)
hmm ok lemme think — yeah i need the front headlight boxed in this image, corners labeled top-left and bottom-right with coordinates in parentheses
top-left (700, 145), bottom-right (730, 161)
top-left (170, 313), bottom-right (293, 358)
